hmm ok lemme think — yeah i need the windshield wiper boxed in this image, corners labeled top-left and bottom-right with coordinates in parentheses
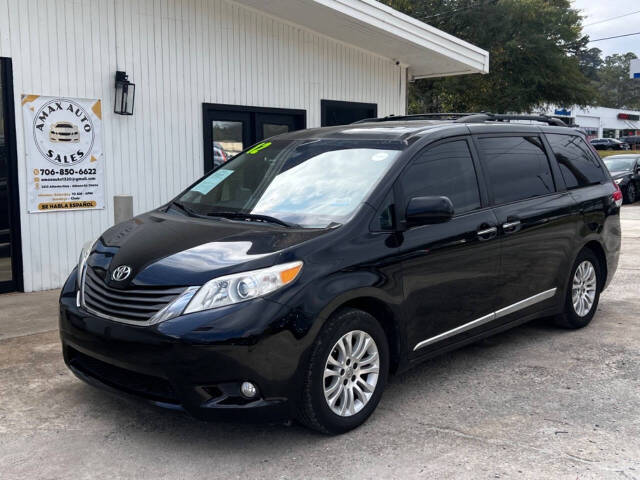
top-left (205, 211), bottom-right (299, 228)
top-left (169, 200), bottom-right (195, 216)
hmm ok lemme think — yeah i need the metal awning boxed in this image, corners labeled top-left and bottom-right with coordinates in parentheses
top-left (234, 0), bottom-right (489, 79)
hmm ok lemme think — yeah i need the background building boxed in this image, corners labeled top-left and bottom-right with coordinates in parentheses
top-left (545, 105), bottom-right (640, 139)
top-left (0, 0), bottom-right (488, 293)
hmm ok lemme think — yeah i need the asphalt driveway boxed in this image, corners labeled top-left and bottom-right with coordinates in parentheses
top-left (1, 205), bottom-right (639, 479)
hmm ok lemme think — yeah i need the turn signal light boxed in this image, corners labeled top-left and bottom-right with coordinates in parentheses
top-left (280, 263), bottom-right (303, 284)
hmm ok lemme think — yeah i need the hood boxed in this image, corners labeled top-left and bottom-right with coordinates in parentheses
top-left (88, 210), bottom-right (330, 288)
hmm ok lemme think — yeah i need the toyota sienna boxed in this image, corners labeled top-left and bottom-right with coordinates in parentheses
top-left (59, 114), bottom-right (622, 434)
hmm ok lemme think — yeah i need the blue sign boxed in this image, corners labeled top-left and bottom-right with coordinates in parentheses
top-left (554, 108), bottom-right (571, 116)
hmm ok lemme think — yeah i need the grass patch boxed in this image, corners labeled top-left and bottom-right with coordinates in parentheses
top-left (597, 150), bottom-right (635, 158)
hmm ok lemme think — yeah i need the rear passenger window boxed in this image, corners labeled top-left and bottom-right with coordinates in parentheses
top-left (478, 136), bottom-right (554, 204)
top-left (401, 140), bottom-right (481, 215)
top-left (546, 134), bottom-right (606, 189)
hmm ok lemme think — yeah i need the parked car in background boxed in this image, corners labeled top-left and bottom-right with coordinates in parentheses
top-left (213, 142), bottom-right (229, 168)
top-left (604, 154), bottom-right (640, 203)
top-left (620, 136), bottom-right (640, 150)
top-left (590, 138), bottom-right (630, 151)
top-left (59, 113), bottom-right (622, 434)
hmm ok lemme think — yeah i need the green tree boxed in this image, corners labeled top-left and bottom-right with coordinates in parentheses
top-left (382, 0), bottom-right (598, 113)
top-left (577, 47), bottom-right (603, 82)
top-left (595, 53), bottom-right (640, 110)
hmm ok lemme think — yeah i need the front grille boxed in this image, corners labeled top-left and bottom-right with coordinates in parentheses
top-left (82, 266), bottom-right (185, 323)
top-left (68, 348), bottom-right (179, 404)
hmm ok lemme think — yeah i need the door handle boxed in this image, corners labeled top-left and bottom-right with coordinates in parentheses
top-left (477, 226), bottom-right (497, 240)
top-left (502, 220), bottom-right (521, 233)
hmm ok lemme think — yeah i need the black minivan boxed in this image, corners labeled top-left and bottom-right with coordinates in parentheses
top-left (59, 114), bottom-right (622, 434)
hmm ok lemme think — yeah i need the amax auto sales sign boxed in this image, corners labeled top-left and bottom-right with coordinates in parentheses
top-left (22, 95), bottom-right (104, 213)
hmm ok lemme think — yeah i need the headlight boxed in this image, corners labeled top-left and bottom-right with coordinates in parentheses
top-left (184, 261), bottom-right (303, 314)
top-left (614, 178), bottom-right (624, 184)
top-left (77, 239), bottom-right (96, 288)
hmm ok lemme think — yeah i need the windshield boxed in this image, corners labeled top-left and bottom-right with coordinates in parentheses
top-left (604, 157), bottom-right (636, 172)
top-left (177, 139), bottom-right (401, 228)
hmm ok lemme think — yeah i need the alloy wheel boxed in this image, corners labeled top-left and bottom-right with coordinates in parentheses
top-left (572, 260), bottom-right (597, 317)
top-left (323, 330), bottom-right (380, 417)
top-left (628, 183), bottom-right (636, 203)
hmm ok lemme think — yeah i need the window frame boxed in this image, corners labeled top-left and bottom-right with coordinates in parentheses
top-left (320, 99), bottom-right (378, 127)
top-left (386, 135), bottom-right (489, 231)
top-left (471, 133), bottom-right (562, 207)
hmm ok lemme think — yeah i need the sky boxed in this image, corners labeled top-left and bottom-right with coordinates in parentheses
top-left (572, 0), bottom-right (640, 58)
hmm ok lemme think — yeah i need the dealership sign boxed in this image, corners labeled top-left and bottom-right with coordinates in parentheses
top-left (618, 113), bottom-right (640, 121)
top-left (22, 95), bottom-right (104, 213)
top-left (631, 59), bottom-right (640, 79)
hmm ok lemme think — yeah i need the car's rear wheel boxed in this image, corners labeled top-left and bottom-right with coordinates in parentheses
top-left (297, 308), bottom-right (389, 434)
top-left (555, 249), bottom-right (602, 329)
top-left (625, 182), bottom-right (636, 204)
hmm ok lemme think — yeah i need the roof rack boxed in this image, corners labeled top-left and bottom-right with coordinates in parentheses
top-left (352, 112), bottom-right (568, 127)
top-left (455, 113), bottom-right (567, 127)
top-left (352, 113), bottom-right (482, 124)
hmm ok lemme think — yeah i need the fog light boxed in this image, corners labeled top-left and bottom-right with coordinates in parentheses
top-left (241, 381), bottom-right (257, 398)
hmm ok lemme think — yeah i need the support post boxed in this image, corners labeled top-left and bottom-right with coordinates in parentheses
top-left (114, 195), bottom-right (133, 224)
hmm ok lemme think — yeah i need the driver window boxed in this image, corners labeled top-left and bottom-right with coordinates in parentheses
top-left (400, 139), bottom-right (481, 215)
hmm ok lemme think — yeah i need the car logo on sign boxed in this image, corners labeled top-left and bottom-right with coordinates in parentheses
top-left (112, 265), bottom-right (132, 281)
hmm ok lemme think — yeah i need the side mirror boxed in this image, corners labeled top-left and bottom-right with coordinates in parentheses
top-left (405, 196), bottom-right (454, 227)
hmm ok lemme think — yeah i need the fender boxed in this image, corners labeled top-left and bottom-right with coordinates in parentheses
top-left (275, 265), bottom-right (406, 374)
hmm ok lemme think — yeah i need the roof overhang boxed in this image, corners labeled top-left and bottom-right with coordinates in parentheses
top-left (232, 0), bottom-right (489, 79)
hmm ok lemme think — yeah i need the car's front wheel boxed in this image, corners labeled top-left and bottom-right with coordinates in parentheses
top-left (298, 308), bottom-right (389, 434)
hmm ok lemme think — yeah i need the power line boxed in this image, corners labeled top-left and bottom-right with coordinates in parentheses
top-left (589, 31), bottom-right (640, 42)
top-left (583, 9), bottom-right (640, 27)
top-left (416, 0), bottom-right (497, 21)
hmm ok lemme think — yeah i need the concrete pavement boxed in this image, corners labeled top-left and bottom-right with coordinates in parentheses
top-left (1, 206), bottom-right (639, 479)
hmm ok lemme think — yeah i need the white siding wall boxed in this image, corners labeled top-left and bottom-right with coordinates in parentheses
top-left (0, 0), bottom-right (406, 292)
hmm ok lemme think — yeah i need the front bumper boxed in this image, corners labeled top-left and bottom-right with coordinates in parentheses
top-left (59, 272), bottom-right (308, 423)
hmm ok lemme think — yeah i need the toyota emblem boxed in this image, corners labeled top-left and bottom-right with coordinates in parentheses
top-left (112, 265), bottom-right (132, 281)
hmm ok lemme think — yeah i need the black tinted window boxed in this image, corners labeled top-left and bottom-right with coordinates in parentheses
top-left (401, 140), bottom-right (481, 215)
top-left (478, 136), bottom-right (554, 204)
top-left (547, 134), bottom-right (606, 189)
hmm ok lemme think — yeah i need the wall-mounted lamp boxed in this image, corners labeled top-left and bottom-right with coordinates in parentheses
top-left (114, 71), bottom-right (135, 115)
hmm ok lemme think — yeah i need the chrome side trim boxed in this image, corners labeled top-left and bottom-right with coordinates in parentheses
top-left (413, 288), bottom-right (557, 351)
top-left (413, 312), bottom-right (496, 351)
top-left (494, 288), bottom-right (557, 319)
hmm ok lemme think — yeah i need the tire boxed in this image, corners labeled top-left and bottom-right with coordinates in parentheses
top-left (297, 308), bottom-right (389, 434)
top-left (624, 182), bottom-right (636, 204)
top-left (554, 249), bottom-right (602, 329)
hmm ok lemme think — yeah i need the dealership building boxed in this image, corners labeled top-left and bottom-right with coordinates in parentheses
top-left (0, 0), bottom-right (488, 293)
top-left (543, 105), bottom-right (640, 139)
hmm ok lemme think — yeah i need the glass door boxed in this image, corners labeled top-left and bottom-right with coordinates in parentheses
top-left (203, 110), bottom-right (251, 171)
top-left (256, 113), bottom-right (299, 140)
top-left (203, 104), bottom-right (306, 173)
top-left (0, 58), bottom-right (22, 293)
